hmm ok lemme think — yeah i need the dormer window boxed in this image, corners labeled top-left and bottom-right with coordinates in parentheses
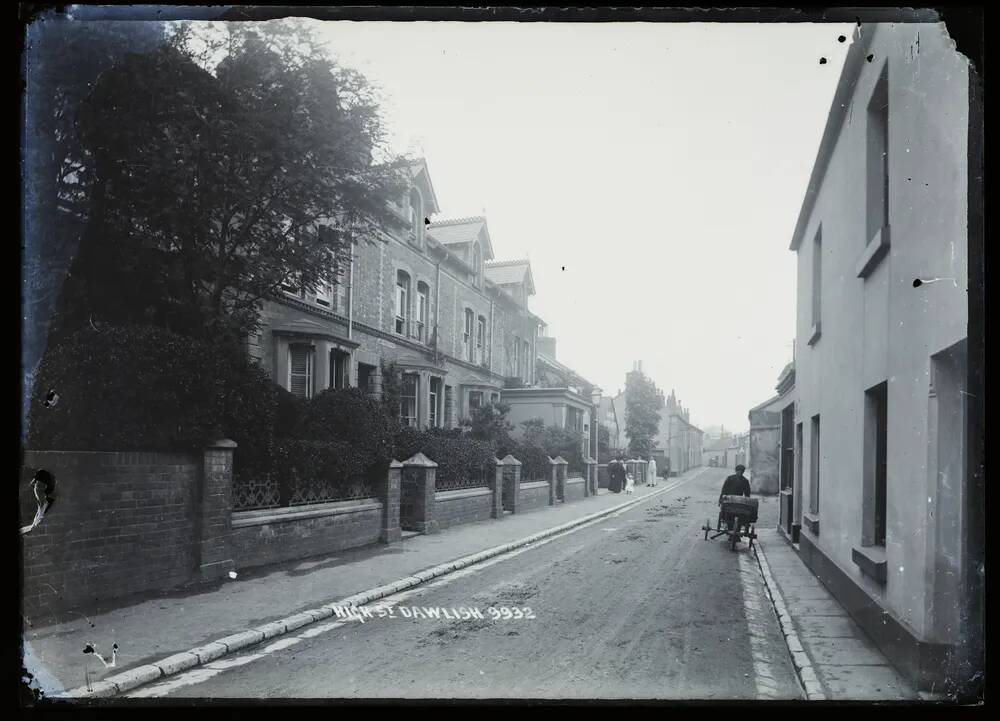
top-left (408, 188), bottom-right (423, 245)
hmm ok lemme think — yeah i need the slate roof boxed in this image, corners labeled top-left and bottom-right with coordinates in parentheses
top-left (484, 259), bottom-right (535, 295)
top-left (426, 216), bottom-right (494, 260)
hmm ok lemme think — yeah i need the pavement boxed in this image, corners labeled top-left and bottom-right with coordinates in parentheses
top-left (22, 468), bottom-right (705, 700)
top-left (753, 528), bottom-right (920, 701)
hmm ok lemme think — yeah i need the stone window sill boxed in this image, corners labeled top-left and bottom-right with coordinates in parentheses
top-left (853, 544), bottom-right (888, 584)
top-left (807, 322), bottom-right (822, 346)
top-left (856, 225), bottom-right (891, 278)
top-left (803, 512), bottom-right (820, 535)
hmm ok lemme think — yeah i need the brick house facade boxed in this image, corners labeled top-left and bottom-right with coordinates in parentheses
top-left (252, 159), bottom-right (542, 430)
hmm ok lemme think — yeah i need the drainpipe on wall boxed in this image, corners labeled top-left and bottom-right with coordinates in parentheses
top-left (435, 260), bottom-right (441, 350)
top-left (489, 297), bottom-right (495, 375)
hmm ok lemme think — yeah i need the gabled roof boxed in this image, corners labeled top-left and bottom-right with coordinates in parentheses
top-left (407, 158), bottom-right (440, 214)
top-left (426, 216), bottom-right (495, 260)
top-left (789, 24), bottom-right (874, 251)
top-left (776, 361), bottom-right (796, 395)
top-left (484, 259), bottom-right (535, 295)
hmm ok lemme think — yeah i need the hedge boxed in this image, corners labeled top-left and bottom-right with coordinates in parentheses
top-left (26, 324), bottom-right (278, 457)
top-left (393, 426), bottom-right (496, 486)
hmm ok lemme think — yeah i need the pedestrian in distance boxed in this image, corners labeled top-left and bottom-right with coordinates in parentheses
top-left (609, 457), bottom-right (624, 493)
top-left (624, 470), bottom-right (635, 494)
top-left (647, 456), bottom-right (658, 487)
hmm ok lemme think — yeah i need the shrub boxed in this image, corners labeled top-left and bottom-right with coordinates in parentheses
top-left (509, 440), bottom-right (551, 481)
top-left (508, 418), bottom-right (586, 477)
top-left (461, 402), bottom-right (514, 453)
top-left (392, 426), bottom-right (496, 486)
top-left (26, 324), bottom-right (278, 454)
top-left (296, 387), bottom-right (396, 476)
top-left (271, 438), bottom-right (372, 504)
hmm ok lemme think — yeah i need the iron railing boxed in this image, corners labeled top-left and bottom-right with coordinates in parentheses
top-left (435, 466), bottom-right (491, 492)
top-left (233, 474), bottom-right (375, 512)
top-left (233, 477), bottom-right (281, 511)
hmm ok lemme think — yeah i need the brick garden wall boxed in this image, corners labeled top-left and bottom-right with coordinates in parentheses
top-left (231, 499), bottom-right (384, 569)
top-left (517, 481), bottom-right (552, 513)
top-left (564, 478), bottom-right (586, 502)
top-left (434, 488), bottom-right (493, 531)
top-left (20, 450), bottom-right (201, 615)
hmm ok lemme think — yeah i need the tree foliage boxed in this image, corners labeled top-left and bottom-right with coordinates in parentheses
top-left (22, 17), bottom-right (169, 431)
top-left (461, 401), bottom-right (514, 451)
top-left (53, 20), bottom-right (409, 345)
top-left (625, 369), bottom-right (662, 458)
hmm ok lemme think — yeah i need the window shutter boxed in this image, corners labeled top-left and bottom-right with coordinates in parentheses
top-left (289, 347), bottom-right (313, 398)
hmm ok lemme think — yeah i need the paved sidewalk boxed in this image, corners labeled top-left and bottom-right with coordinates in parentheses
top-left (754, 528), bottom-right (919, 701)
top-left (23, 471), bottom-right (702, 698)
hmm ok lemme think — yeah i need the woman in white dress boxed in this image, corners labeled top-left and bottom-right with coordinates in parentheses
top-left (646, 456), bottom-right (658, 487)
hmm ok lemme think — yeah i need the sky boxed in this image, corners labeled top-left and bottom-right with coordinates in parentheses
top-left (313, 21), bottom-right (854, 431)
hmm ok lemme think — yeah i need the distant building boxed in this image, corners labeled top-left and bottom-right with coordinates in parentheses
top-left (657, 389), bottom-right (704, 476)
top-left (748, 360), bottom-right (797, 498)
top-left (702, 431), bottom-right (748, 470)
top-left (598, 394), bottom-right (625, 460)
top-left (503, 326), bottom-right (599, 461)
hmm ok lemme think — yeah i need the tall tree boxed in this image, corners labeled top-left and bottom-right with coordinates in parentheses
top-left (625, 369), bottom-right (662, 458)
top-left (55, 20), bottom-right (409, 345)
top-left (22, 15), bottom-right (168, 434)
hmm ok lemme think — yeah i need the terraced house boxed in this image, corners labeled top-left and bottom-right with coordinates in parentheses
top-left (252, 159), bottom-right (542, 429)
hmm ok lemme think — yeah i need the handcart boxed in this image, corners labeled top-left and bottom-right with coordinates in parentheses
top-left (702, 495), bottom-right (759, 551)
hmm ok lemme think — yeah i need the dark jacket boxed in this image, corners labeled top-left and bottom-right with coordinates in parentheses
top-left (609, 461), bottom-right (626, 492)
top-left (719, 473), bottom-right (751, 504)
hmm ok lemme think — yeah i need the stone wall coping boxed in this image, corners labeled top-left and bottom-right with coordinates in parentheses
top-left (232, 498), bottom-right (382, 528)
top-left (434, 487), bottom-right (492, 501)
top-left (389, 460), bottom-right (404, 469)
top-left (547, 456), bottom-right (569, 465)
top-left (206, 439), bottom-right (238, 449)
top-left (499, 455), bottom-right (523, 466)
top-left (565, 477), bottom-right (586, 484)
top-left (519, 480), bottom-right (551, 490)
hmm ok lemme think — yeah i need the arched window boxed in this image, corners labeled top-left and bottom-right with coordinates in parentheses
top-left (409, 188), bottom-right (423, 244)
top-left (395, 270), bottom-right (411, 336)
top-left (416, 281), bottom-right (429, 342)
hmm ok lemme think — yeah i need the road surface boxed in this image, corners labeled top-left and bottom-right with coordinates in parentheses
top-left (127, 468), bottom-right (801, 700)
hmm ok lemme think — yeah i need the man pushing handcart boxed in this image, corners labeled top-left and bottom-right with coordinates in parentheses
top-left (701, 464), bottom-right (758, 551)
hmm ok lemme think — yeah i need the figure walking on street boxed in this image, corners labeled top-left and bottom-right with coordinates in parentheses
top-left (646, 456), bottom-right (658, 487)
